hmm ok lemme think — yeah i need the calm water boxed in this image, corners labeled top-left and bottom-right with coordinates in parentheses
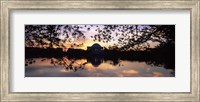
top-left (25, 57), bottom-right (175, 77)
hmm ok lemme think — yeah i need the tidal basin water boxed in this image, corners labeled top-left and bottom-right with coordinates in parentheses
top-left (25, 57), bottom-right (175, 77)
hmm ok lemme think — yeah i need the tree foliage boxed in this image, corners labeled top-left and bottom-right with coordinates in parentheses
top-left (25, 25), bottom-right (175, 51)
top-left (91, 25), bottom-right (175, 51)
top-left (25, 25), bottom-right (85, 48)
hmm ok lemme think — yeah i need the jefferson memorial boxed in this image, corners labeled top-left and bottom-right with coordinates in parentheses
top-left (87, 43), bottom-right (104, 55)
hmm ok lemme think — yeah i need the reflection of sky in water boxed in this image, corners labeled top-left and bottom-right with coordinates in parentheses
top-left (25, 58), bottom-right (174, 77)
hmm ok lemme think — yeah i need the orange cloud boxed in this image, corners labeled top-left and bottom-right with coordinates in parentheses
top-left (121, 69), bottom-right (139, 75)
top-left (85, 63), bottom-right (95, 70)
top-left (98, 63), bottom-right (116, 70)
top-left (153, 72), bottom-right (163, 77)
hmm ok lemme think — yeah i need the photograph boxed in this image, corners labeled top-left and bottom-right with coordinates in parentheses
top-left (25, 25), bottom-right (175, 77)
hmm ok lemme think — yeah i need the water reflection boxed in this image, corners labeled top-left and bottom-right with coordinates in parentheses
top-left (87, 55), bottom-right (103, 67)
top-left (25, 56), bottom-right (175, 77)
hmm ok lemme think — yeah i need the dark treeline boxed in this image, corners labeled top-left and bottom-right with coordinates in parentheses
top-left (25, 47), bottom-right (66, 58)
top-left (25, 43), bottom-right (175, 70)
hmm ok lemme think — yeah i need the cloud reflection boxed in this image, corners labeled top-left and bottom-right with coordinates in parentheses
top-left (25, 58), bottom-right (174, 77)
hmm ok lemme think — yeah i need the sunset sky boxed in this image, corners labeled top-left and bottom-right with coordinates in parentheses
top-left (26, 25), bottom-right (160, 50)
top-left (56, 25), bottom-right (159, 50)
